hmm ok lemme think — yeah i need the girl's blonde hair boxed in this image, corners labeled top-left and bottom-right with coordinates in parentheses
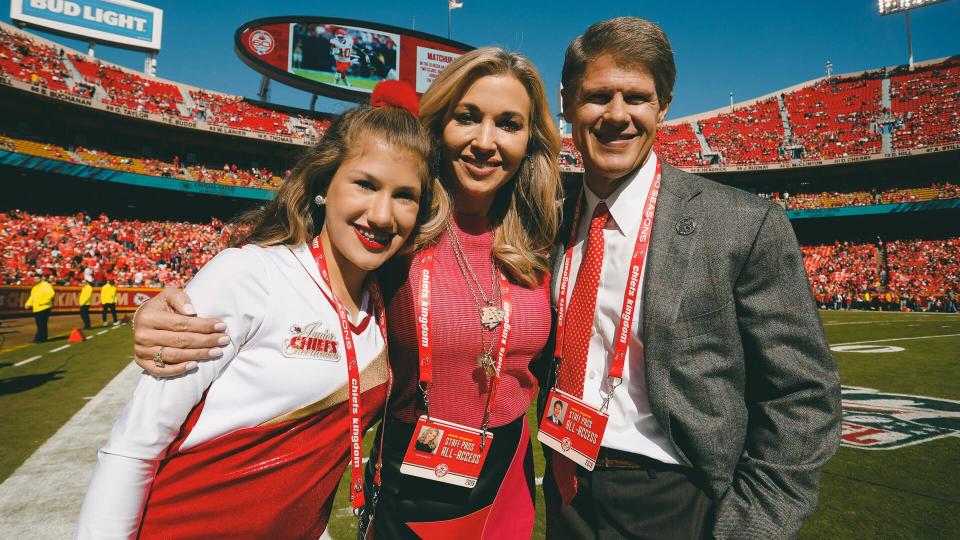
top-left (417, 48), bottom-right (562, 287)
top-left (230, 105), bottom-right (435, 248)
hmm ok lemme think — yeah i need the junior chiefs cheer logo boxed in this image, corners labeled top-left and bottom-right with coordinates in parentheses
top-left (248, 29), bottom-right (275, 55)
top-left (283, 322), bottom-right (339, 361)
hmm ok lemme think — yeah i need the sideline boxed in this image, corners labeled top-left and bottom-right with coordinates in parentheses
top-left (0, 362), bottom-right (140, 538)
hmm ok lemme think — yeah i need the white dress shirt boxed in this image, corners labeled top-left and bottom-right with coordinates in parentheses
top-left (553, 151), bottom-right (686, 465)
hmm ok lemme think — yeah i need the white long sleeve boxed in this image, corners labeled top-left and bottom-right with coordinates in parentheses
top-left (75, 246), bottom-right (270, 539)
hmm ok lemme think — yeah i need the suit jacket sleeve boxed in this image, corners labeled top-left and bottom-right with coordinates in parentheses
top-left (712, 204), bottom-right (841, 539)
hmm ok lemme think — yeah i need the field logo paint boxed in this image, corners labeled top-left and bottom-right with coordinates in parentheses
top-left (831, 344), bottom-right (905, 353)
top-left (841, 385), bottom-right (960, 450)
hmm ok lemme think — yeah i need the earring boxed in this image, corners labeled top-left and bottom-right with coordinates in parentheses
top-left (314, 195), bottom-right (326, 207)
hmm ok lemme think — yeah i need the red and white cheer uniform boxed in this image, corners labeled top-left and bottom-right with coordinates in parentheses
top-left (76, 243), bottom-right (388, 539)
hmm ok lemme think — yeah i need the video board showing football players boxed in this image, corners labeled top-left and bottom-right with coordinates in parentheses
top-left (290, 23), bottom-right (399, 92)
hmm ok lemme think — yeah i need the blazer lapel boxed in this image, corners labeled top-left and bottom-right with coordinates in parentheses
top-left (641, 165), bottom-right (702, 442)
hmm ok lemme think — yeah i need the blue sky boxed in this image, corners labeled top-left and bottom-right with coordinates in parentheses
top-left (4, 0), bottom-right (959, 120)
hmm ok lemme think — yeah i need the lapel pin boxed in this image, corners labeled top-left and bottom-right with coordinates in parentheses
top-left (676, 217), bottom-right (696, 236)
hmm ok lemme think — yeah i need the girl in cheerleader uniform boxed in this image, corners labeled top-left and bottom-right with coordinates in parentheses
top-left (75, 81), bottom-right (432, 539)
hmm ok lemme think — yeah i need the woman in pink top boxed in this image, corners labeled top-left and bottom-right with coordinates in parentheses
top-left (367, 48), bottom-right (560, 538)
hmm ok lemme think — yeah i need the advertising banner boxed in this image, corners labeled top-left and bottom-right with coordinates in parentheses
top-left (0, 285), bottom-right (161, 315)
top-left (10, 0), bottom-right (163, 51)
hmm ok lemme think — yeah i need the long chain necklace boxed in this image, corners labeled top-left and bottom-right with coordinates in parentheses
top-left (446, 221), bottom-right (504, 377)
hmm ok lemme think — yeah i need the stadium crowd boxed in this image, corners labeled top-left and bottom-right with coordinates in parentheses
top-left (0, 26), bottom-right (331, 141)
top-left (0, 26), bottom-right (70, 92)
top-left (804, 238), bottom-right (959, 312)
top-left (786, 76), bottom-right (883, 159)
top-left (1, 209), bottom-right (956, 312)
top-left (891, 59), bottom-right (960, 149)
top-left (1, 133), bottom-right (284, 190)
top-left (654, 123), bottom-right (709, 167)
top-left (0, 210), bottom-right (226, 288)
top-left (759, 181), bottom-right (959, 210)
top-left (699, 97), bottom-right (787, 164)
top-left (886, 238), bottom-right (960, 312)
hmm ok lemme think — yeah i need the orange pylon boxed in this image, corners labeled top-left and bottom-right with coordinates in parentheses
top-left (68, 328), bottom-right (85, 343)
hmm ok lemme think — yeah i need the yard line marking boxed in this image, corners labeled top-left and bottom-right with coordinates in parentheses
top-left (14, 355), bottom-right (42, 367)
top-left (96, 330), bottom-right (108, 336)
top-left (832, 333), bottom-right (960, 347)
top-left (49, 344), bottom-right (71, 353)
top-left (823, 321), bottom-right (891, 326)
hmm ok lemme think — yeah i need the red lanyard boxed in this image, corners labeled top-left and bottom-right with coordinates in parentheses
top-left (417, 241), bottom-right (512, 430)
top-left (307, 237), bottom-right (390, 513)
top-left (553, 158), bottom-right (661, 381)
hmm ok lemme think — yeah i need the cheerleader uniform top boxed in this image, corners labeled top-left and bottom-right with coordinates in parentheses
top-left (75, 243), bottom-right (389, 539)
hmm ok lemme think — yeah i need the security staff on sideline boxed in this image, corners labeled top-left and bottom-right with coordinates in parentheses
top-left (25, 272), bottom-right (55, 342)
top-left (101, 279), bottom-right (118, 326)
top-left (79, 279), bottom-right (93, 329)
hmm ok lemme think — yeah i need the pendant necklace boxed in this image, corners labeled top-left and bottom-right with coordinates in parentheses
top-left (447, 221), bottom-right (503, 378)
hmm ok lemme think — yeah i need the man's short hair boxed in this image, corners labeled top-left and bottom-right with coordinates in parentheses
top-left (562, 16), bottom-right (676, 106)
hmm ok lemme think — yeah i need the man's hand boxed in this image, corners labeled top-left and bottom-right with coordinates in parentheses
top-left (133, 286), bottom-right (227, 377)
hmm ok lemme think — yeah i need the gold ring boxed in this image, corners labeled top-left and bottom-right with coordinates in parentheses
top-left (153, 347), bottom-right (165, 369)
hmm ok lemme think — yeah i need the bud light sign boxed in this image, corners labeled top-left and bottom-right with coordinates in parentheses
top-left (11, 0), bottom-right (163, 51)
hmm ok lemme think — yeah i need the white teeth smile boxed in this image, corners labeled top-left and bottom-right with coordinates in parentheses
top-left (464, 158), bottom-right (499, 168)
top-left (356, 227), bottom-right (391, 244)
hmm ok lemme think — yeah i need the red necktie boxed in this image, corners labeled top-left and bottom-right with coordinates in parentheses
top-left (552, 201), bottom-right (609, 505)
top-left (557, 201), bottom-right (609, 397)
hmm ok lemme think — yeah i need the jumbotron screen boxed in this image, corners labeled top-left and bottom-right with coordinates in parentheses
top-left (236, 16), bottom-right (473, 102)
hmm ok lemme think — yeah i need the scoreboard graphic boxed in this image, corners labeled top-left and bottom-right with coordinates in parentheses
top-left (235, 17), bottom-right (473, 102)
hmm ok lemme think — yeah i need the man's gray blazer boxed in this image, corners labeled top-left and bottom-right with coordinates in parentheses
top-left (540, 164), bottom-right (842, 538)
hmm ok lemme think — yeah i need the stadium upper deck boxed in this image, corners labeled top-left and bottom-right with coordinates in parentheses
top-left (0, 22), bottom-right (330, 146)
top-left (1, 22), bottom-right (956, 176)
top-left (566, 58), bottom-right (960, 173)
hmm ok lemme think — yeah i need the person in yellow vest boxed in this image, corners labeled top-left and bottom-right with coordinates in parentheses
top-left (79, 279), bottom-right (93, 329)
top-left (101, 279), bottom-right (118, 326)
top-left (25, 271), bottom-right (55, 342)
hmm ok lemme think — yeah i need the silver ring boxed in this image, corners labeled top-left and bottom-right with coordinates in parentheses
top-left (153, 346), bottom-right (165, 369)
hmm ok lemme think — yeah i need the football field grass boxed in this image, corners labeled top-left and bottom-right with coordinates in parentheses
top-left (1, 310), bottom-right (958, 537)
top-left (0, 317), bottom-right (131, 481)
top-left (290, 68), bottom-right (380, 91)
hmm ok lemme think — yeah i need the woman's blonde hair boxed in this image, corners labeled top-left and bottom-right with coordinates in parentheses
top-left (417, 48), bottom-right (562, 287)
top-left (230, 105), bottom-right (435, 248)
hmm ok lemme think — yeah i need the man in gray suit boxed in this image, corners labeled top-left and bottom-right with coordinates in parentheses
top-left (539, 17), bottom-right (841, 538)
